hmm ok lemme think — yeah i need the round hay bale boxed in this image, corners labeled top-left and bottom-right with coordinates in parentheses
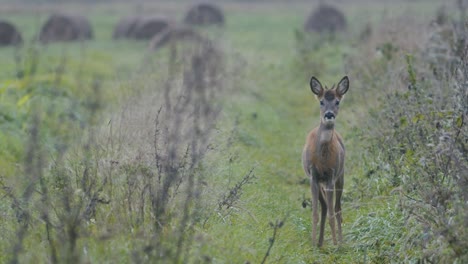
top-left (304, 4), bottom-right (347, 33)
top-left (0, 20), bottom-right (22, 46)
top-left (184, 3), bottom-right (225, 26)
top-left (39, 13), bottom-right (93, 44)
top-left (132, 17), bottom-right (170, 40)
top-left (112, 16), bottom-right (141, 39)
top-left (148, 26), bottom-right (208, 50)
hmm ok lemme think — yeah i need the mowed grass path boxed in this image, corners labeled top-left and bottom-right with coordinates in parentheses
top-left (201, 6), bottom-right (375, 263)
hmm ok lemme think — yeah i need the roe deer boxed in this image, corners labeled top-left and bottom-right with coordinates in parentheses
top-left (302, 76), bottom-right (349, 247)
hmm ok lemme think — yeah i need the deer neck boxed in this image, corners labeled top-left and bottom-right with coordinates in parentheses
top-left (318, 123), bottom-right (335, 146)
top-left (317, 123), bottom-right (335, 155)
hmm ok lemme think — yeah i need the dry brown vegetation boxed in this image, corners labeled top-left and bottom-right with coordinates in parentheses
top-left (148, 25), bottom-right (208, 51)
top-left (343, 8), bottom-right (467, 263)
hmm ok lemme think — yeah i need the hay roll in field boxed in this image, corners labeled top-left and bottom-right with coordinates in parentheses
top-left (304, 4), bottom-right (347, 33)
top-left (133, 17), bottom-right (170, 40)
top-left (113, 17), bottom-right (170, 40)
top-left (184, 3), bottom-right (225, 26)
top-left (39, 13), bottom-right (93, 44)
top-left (112, 16), bottom-right (140, 39)
top-left (0, 20), bottom-right (22, 46)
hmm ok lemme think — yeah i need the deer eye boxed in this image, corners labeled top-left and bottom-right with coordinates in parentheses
top-left (336, 100), bottom-right (340, 106)
top-left (320, 100), bottom-right (324, 106)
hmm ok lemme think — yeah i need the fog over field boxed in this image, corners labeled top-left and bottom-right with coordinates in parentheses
top-left (0, 0), bottom-right (466, 263)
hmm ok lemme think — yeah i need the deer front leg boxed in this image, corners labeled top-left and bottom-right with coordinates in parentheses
top-left (318, 189), bottom-right (327, 247)
top-left (310, 177), bottom-right (319, 246)
top-left (326, 180), bottom-right (337, 245)
top-left (335, 176), bottom-right (344, 244)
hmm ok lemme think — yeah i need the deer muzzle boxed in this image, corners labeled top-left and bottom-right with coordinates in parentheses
top-left (324, 112), bottom-right (335, 121)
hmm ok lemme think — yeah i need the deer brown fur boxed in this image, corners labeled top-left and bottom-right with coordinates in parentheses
top-left (302, 76), bottom-right (349, 247)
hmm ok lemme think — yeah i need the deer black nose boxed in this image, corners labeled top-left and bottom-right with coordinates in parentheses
top-left (324, 112), bottom-right (335, 119)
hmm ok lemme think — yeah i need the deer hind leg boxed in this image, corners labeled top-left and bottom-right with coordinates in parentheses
top-left (318, 188), bottom-right (327, 247)
top-left (310, 178), bottom-right (320, 246)
top-left (326, 181), bottom-right (337, 245)
top-left (335, 177), bottom-right (344, 244)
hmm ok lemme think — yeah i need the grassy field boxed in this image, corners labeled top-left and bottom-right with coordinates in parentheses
top-left (0, 1), bottom-right (466, 263)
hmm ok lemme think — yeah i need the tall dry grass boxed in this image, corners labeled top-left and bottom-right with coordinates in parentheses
top-left (0, 29), bottom-right (258, 262)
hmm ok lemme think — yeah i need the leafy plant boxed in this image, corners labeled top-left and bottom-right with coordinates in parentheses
top-left (363, 26), bottom-right (467, 262)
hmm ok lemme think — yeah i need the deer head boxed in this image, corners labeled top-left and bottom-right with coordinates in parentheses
top-left (310, 76), bottom-right (349, 129)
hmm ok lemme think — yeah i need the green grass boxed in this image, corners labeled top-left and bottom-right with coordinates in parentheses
top-left (0, 1), bottom-right (446, 263)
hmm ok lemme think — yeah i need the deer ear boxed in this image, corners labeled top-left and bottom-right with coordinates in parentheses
top-left (310, 76), bottom-right (323, 96)
top-left (337, 76), bottom-right (349, 96)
